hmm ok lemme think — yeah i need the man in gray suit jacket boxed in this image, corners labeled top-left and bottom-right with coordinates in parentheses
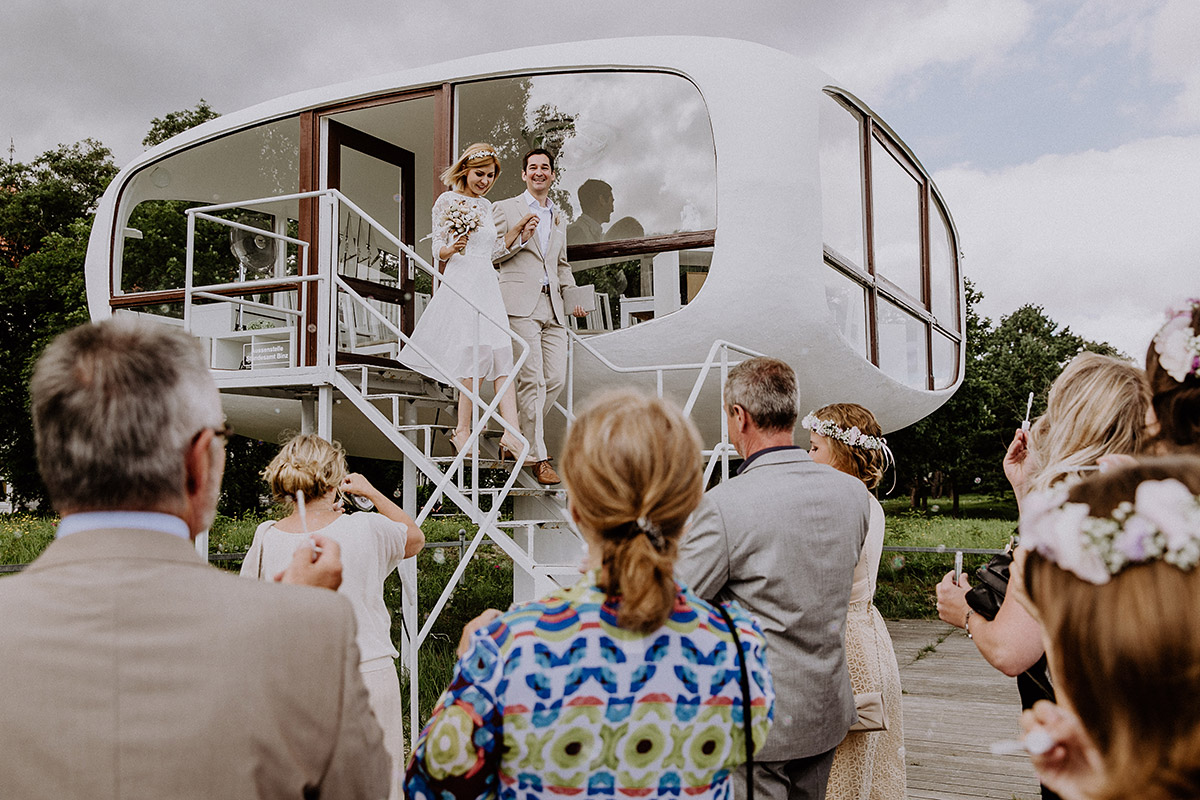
top-left (676, 357), bottom-right (870, 800)
top-left (0, 318), bottom-right (389, 799)
top-left (492, 148), bottom-right (585, 485)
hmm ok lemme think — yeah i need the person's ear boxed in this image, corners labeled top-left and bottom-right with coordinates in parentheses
top-left (184, 429), bottom-right (215, 498)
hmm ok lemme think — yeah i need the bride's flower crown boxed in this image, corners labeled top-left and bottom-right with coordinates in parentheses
top-left (801, 413), bottom-right (887, 451)
top-left (1020, 478), bottom-right (1200, 584)
top-left (1153, 299), bottom-right (1200, 383)
top-left (465, 149), bottom-right (498, 162)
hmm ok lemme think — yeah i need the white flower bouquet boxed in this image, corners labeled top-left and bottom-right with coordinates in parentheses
top-left (439, 200), bottom-right (482, 241)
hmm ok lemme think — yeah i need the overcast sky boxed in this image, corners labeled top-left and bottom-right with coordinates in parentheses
top-left (5, 0), bottom-right (1197, 359)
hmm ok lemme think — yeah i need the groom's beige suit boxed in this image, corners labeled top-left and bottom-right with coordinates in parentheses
top-left (492, 193), bottom-right (577, 462)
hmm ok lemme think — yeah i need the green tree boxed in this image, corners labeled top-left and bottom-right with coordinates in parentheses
top-left (142, 99), bottom-right (220, 148)
top-left (888, 280), bottom-right (998, 514)
top-left (888, 286), bottom-right (1122, 515)
top-left (0, 139), bottom-right (116, 270)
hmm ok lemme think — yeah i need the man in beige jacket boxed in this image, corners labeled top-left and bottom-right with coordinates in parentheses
top-left (0, 318), bottom-right (389, 799)
top-left (492, 148), bottom-right (585, 485)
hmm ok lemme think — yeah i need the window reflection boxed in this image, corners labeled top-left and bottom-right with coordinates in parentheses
top-left (871, 137), bottom-right (921, 301)
top-left (929, 202), bottom-right (958, 332)
top-left (117, 117), bottom-right (301, 294)
top-left (820, 89), bottom-right (964, 391)
top-left (823, 265), bottom-right (868, 357)
top-left (456, 72), bottom-right (716, 328)
top-left (932, 330), bottom-right (957, 389)
top-left (819, 95), bottom-right (865, 269)
top-left (878, 300), bottom-right (928, 390)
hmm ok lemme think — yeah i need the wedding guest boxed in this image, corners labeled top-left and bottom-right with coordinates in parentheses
top-left (1014, 456), bottom-right (1200, 800)
top-left (677, 357), bottom-right (870, 800)
top-left (399, 142), bottom-right (523, 460)
top-left (936, 352), bottom-right (1148, 799)
top-left (804, 404), bottom-right (906, 799)
top-left (0, 318), bottom-right (388, 798)
top-left (406, 390), bottom-right (774, 800)
top-left (242, 433), bottom-right (424, 799)
top-left (1144, 298), bottom-right (1200, 455)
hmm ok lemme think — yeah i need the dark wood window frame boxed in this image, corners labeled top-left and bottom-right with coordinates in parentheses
top-left (823, 89), bottom-right (962, 390)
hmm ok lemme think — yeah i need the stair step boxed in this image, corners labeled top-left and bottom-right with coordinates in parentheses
top-left (494, 519), bottom-right (568, 529)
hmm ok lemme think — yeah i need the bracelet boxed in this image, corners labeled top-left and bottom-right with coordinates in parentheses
top-left (965, 608), bottom-right (974, 639)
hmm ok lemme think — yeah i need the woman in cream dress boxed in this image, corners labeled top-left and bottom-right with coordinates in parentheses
top-left (804, 404), bottom-right (906, 800)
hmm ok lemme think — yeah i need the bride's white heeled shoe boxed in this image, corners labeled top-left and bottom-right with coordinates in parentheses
top-left (450, 428), bottom-right (475, 457)
top-left (498, 433), bottom-right (525, 463)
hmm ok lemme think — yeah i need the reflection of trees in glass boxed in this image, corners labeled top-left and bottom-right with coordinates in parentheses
top-left (122, 203), bottom-right (276, 293)
top-left (456, 78), bottom-right (578, 214)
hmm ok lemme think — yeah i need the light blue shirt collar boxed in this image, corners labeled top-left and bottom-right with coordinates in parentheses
top-left (56, 511), bottom-right (192, 540)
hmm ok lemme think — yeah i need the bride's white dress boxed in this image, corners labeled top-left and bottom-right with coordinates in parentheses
top-left (399, 191), bottom-right (515, 383)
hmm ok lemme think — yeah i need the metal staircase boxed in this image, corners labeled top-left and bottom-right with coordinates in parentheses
top-left (179, 188), bottom-right (764, 744)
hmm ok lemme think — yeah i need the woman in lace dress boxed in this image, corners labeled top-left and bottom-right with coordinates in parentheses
top-left (804, 403), bottom-right (906, 800)
top-left (399, 142), bottom-right (525, 456)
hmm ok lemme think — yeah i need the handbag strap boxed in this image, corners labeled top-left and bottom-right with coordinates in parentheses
top-left (715, 601), bottom-right (755, 800)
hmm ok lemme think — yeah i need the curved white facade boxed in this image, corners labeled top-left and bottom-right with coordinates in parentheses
top-left (85, 36), bottom-right (963, 447)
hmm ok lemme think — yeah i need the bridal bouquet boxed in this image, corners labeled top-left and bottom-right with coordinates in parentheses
top-left (439, 200), bottom-right (483, 240)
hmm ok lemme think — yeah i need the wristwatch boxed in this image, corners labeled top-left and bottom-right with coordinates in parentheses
top-left (965, 608), bottom-right (974, 639)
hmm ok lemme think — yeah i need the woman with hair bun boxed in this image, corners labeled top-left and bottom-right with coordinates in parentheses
top-left (1015, 456), bottom-right (1200, 800)
top-left (241, 433), bottom-right (425, 800)
top-left (406, 390), bottom-right (775, 800)
top-left (803, 403), bottom-right (906, 800)
top-left (399, 142), bottom-right (523, 458)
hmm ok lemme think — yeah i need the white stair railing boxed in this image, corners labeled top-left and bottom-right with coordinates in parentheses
top-left (182, 191), bottom-right (772, 747)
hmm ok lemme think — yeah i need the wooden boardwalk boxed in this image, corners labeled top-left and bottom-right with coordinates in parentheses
top-left (886, 619), bottom-right (1041, 800)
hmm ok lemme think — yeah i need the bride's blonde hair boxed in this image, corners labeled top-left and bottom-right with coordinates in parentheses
top-left (440, 143), bottom-right (501, 190)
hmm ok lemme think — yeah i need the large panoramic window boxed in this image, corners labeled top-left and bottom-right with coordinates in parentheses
top-left (819, 90), bottom-right (962, 390)
top-left (456, 72), bottom-right (716, 329)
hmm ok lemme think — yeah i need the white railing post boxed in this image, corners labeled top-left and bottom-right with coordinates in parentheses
top-left (316, 193), bottom-right (337, 369)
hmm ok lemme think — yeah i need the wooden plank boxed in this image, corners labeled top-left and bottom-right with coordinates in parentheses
top-left (885, 619), bottom-right (1041, 800)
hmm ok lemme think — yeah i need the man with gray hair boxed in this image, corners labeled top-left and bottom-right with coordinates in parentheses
top-left (0, 317), bottom-right (389, 798)
top-left (676, 356), bottom-right (870, 800)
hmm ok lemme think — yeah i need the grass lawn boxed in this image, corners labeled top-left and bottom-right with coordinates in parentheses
top-left (876, 494), bottom-right (1017, 619)
top-left (0, 492), bottom-right (1017, 723)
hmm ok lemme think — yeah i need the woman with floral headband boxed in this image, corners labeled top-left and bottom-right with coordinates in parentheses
top-left (1145, 299), bottom-right (1200, 455)
top-left (399, 142), bottom-right (524, 458)
top-left (406, 390), bottom-right (774, 800)
top-left (936, 352), bottom-right (1149, 800)
top-left (802, 404), bottom-right (906, 800)
top-left (1013, 456), bottom-right (1200, 800)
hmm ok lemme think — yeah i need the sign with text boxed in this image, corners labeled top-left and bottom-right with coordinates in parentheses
top-left (243, 338), bottom-right (292, 369)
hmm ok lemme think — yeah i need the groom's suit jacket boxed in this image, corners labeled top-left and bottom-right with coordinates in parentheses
top-left (0, 527), bottom-right (389, 799)
top-left (675, 448), bottom-right (870, 761)
top-left (492, 196), bottom-right (576, 325)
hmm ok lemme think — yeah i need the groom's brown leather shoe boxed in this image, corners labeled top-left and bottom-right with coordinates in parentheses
top-left (531, 459), bottom-right (561, 486)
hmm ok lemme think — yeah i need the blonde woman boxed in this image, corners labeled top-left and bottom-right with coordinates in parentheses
top-left (936, 352), bottom-right (1148, 799)
top-left (803, 404), bottom-right (905, 800)
top-left (241, 434), bottom-right (425, 800)
top-left (399, 142), bottom-right (522, 458)
top-left (406, 391), bottom-right (774, 800)
top-left (1015, 456), bottom-right (1200, 800)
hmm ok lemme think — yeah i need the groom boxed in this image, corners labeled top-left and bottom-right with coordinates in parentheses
top-left (492, 148), bottom-right (585, 485)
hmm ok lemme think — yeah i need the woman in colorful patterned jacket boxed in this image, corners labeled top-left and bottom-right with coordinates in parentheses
top-left (406, 389), bottom-right (775, 800)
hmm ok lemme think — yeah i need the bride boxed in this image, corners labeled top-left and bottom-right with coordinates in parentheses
top-left (399, 143), bottom-right (527, 457)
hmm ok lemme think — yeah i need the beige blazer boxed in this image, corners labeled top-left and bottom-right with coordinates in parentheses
top-left (492, 195), bottom-right (576, 324)
top-left (0, 528), bottom-right (390, 800)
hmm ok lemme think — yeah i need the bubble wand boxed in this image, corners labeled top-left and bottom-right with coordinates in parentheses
top-left (296, 489), bottom-right (322, 560)
top-left (1022, 392), bottom-right (1034, 432)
